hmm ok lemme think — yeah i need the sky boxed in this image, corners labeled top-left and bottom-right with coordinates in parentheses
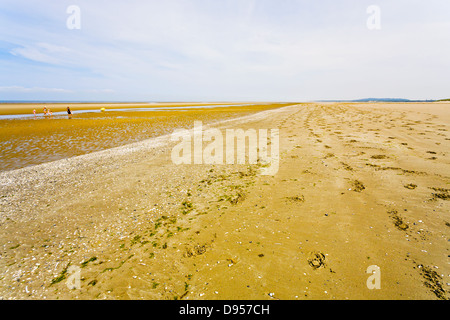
top-left (0, 0), bottom-right (449, 102)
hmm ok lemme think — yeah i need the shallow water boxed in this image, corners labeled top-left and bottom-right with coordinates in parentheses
top-left (0, 104), bottom-right (251, 120)
top-left (0, 104), bottom-right (288, 172)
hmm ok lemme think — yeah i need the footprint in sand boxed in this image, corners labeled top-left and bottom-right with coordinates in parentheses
top-left (307, 252), bottom-right (326, 270)
top-left (349, 180), bottom-right (365, 192)
top-left (387, 210), bottom-right (409, 231)
top-left (371, 154), bottom-right (388, 160)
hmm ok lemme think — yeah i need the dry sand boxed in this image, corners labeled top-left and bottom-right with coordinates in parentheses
top-left (0, 102), bottom-right (449, 300)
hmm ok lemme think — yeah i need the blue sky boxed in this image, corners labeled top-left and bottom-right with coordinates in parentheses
top-left (0, 0), bottom-right (449, 101)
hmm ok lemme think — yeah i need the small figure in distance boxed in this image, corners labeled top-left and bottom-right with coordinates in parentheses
top-left (67, 106), bottom-right (72, 119)
top-left (33, 109), bottom-right (36, 118)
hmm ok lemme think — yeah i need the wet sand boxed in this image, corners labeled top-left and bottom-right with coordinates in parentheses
top-left (0, 102), bottom-right (449, 300)
top-left (0, 103), bottom-right (289, 172)
top-left (0, 102), bottom-right (256, 115)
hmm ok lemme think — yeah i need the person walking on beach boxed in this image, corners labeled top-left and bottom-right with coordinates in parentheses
top-left (67, 106), bottom-right (72, 119)
top-left (43, 106), bottom-right (47, 116)
top-left (33, 109), bottom-right (36, 117)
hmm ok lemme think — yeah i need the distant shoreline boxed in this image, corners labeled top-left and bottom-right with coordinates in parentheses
top-left (316, 99), bottom-right (442, 103)
top-left (1, 99), bottom-right (447, 116)
top-left (0, 101), bottom-right (264, 115)
top-left (2, 98), bottom-right (447, 104)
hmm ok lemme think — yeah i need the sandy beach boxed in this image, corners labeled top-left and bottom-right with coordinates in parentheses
top-left (0, 102), bottom-right (449, 300)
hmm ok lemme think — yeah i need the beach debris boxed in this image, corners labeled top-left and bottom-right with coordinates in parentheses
top-left (181, 200), bottom-right (194, 214)
top-left (431, 192), bottom-right (449, 201)
top-left (226, 258), bottom-right (237, 267)
top-left (351, 180), bottom-right (365, 192)
top-left (184, 244), bottom-right (207, 258)
top-left (9, 244), bottom-right (20, 250)
top-left (81, 256), bottom-right (97, 268)
top-left (340, 162), bottom-right (353, 171)
top-left (404, 183), bottom-right (417, 190)
top-left (88, 279), bottom-right (97, 286)
top-left (387, 210), bottom-right (409, 231)
top-left (229, 191), bottom-right (246, 205)
top-left (371, 154), bottom-right (387, 159)
top-left (418, 265), bottom-right (448, 300)
top-left (285, 195), bottom-right (305, 203)
top-left (50, 263), bottom-right (71, 285)
top-left (218, 187), bottom-right (247, 205)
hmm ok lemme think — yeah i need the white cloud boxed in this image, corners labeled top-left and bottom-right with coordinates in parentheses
top-left (10, 43), bottom-right (71, 65)
top-left (0, 86), bottom-right (73, 93)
